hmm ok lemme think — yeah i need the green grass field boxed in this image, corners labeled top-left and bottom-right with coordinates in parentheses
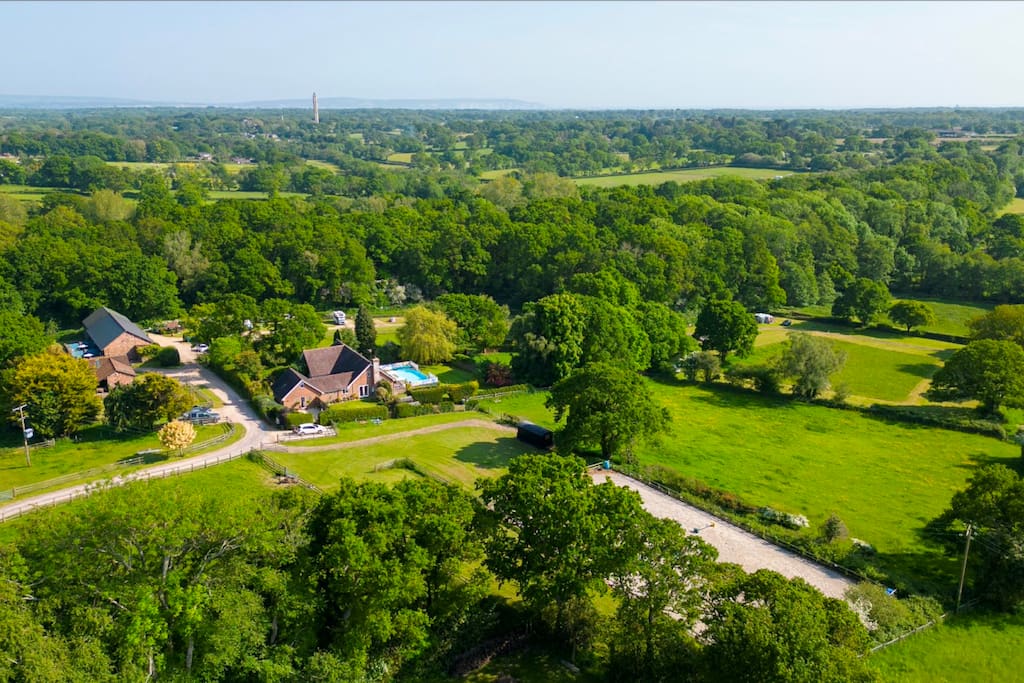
top-left (743, 321), bottom-right (955, 404)
top-left (0, 423), bottom-right (233, 494)
top-left (782, 297), bottom-right (991, 338)
top-left (999, 197), bottom-right (1024, 215)
top-left (271, 424), bottom-right (533, 490)
top-left (474, 382), bottom-right (1016, 590)
top-left (206, 190), bottom-right (308, 201)
top-left (479, 168), bottom-right (519, 180)
top-left (869, 612), bottom-right (1024, 681)
top-left (386, 152), bottom-right (414, 164)
top-left (573, 166), bottom-right (794, 188)
top-left (0, 183), bottom-right (65, 202)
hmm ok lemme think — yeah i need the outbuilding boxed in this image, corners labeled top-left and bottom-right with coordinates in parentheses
top-left (516, 421), bottom-right (554, 450)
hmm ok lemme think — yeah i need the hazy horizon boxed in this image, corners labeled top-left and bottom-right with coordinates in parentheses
top-left (4, 1), bottom-right (1023, 109)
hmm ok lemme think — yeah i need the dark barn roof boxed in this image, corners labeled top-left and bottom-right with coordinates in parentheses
top-left (303, 344), bottom-right (371, 379)
top-left (82, 307), bottom-right (153, 350)
top-left (516, 421), bottom-right (554, 450)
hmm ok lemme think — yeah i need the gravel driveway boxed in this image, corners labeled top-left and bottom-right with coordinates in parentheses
top-left (591, 470), bottom-right (856, 600)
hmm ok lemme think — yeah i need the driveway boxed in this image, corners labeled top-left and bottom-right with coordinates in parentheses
top-left (591, 470), bottom-right (857, 600)
top-left (0, 335), bottom-right (280, 522)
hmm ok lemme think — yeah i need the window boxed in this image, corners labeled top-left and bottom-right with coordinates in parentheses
top-left (359, 384), bottom-right (370, 398)
top-left (300, 396), bottom-right (307, 409)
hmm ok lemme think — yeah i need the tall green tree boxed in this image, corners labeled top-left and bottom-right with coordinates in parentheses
top-left (547, 362), bottom-right (670, 461)
top-left (967, 304), bottom-right (1024, 347)
top-left (694, 299), bottom-right (758, 361)
top-left (928, 339), bottom-right (1024, 413)
top-left (256, 300), bottom-right (325, 365)
top-left (6, 347), bottom-right (101, 438)
top-left (354, 305), bottom-right (377, 355)
top-left (104, 373), bottom-right (192, 432)
top-left (509, 293), bottom-right (588, 386)
top-left (832, 278), bottom-right (891, 325)
top-left (396, 305), bottom-right (459, 364)
top-left (0, 309), bottom-right (50, 367)
top-left (776, 333), bottom-right (847, 399)
top-left (888, 300), bottom-right (936, 333)
top-left (433, 293), bottom-right (510, 351)
top-left (478, 454), bottom-right (644, 646)
top-left (701, 569), bottom-right (875, 683)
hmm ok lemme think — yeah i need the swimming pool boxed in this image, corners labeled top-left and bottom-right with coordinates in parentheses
top-left (380, 362), bottom-right (438, 387)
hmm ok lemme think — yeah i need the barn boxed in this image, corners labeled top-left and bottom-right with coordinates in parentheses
top-left (516, 421), bottom-right (554, 450)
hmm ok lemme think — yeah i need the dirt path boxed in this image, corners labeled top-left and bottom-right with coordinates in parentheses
top-left (591, 470), bottom-right (857, 600)
top-left (277, 419), bottom-right (515, 453)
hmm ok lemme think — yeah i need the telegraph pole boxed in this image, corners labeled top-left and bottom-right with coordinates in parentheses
top-left (956, 523), bottom-right (973, 612)
top-left (11, 404), bottom-right (30, 467)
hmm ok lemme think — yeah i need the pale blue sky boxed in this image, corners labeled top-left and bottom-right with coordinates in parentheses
top-left (4, 1), bottom-right (1023, 108)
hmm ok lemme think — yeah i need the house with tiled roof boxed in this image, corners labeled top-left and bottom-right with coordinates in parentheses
top-left (82, 307), bottom-right (153, 362)
top-left (272, 344), bottom-right (379, 413)
top-left (87, 356), bottom-right (136, 392)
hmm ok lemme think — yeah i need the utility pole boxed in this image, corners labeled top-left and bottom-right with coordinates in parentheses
top-left (11, 404), bottom-right (30, 467)
top-left (956, 523), bottom-right (973, 612)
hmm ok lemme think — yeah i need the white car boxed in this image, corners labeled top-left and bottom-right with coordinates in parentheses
top-left (191, 343), bottom-right (210, 354)
top-left (293, 423), bottom-right (326, 436)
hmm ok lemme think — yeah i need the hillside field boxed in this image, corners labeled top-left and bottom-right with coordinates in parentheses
top-left (573, 166), bottom-right (794, 187)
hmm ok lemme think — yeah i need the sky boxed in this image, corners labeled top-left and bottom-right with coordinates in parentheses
top-left (3, 0), bottom-right (1023, 109)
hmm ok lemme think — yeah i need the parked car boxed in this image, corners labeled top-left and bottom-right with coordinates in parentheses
top-left (781, 319), bottom-right (792, 327)
top-left (293, 423), bottom-right (326, 436)
top-left (191, 343), bottom-right (210, 354)
top-left (183, 407), bottom-right (219, 424)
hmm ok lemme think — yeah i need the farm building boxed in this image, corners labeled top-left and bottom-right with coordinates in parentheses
top-left (82, 307), bottom-right (154, 362)
top-left (516, 421), bottom-right (554, 450)
top-left (88, 356), bottom-right (136, 392)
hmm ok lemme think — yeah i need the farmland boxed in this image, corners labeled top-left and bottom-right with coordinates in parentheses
top-left (574, 166), bottom-right (794, 187)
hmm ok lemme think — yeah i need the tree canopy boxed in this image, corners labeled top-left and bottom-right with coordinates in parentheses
top-left (928, 339), bottom-right (1024, 413)
top-left (695, 299), bottom-right (758, 361)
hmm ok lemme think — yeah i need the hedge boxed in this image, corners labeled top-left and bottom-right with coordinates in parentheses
top-left (394, 403), bottom-right (436, 419)
top-left (445, 381), bottom-right (479, 403)
top-left (409, 386), bottom-right (446, 404)
top-left (320, 402), bottom-right (388, 424)
top-left (473, 383), bottom-right (531, 398)
top-left (283, 412), bottom-right (314, 428)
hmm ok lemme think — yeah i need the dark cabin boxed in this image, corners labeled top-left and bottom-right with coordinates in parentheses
top-left (516, 421), bottom-right (554, 450)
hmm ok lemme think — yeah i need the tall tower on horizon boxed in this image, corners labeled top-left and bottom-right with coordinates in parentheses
top-left (313, 92), bottom-right (319, 124)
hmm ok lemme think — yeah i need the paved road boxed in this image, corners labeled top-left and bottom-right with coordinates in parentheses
top-left (0, 335), bottom-right (276, 522)
top-left (591, 470), bottom-right (857, 600)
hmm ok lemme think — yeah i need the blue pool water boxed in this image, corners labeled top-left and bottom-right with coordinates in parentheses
top-left (388, 366), bottom-right (430, 383)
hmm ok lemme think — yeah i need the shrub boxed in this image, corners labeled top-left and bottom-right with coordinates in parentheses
top-left (439, 400), bottom-right (455, 413)
top-left (760, 507), bottom-right (810, 529)
top-left (845, 583), bottom-right (944, 643)
top-left (410, 386), bottom-right (446, 404)
top-left (484, 361), bottom-right (515, 387)
top-left (157, 346), bottom-right (181, 367)
top-left (821, 514), bottom-right (849, 543)
top-left (394, 402), bottom-right (436, 419)
top-left (138, 344), bottom-right (161, 359)
top-left (320, 401), bottom-right (388, 424)
top-left (253, 395), bottom-right (283, 421)
top-left (445, 380), bottom-right (479, 403)
top-left (725, 364), bottom-right (781, 394)
top-left (283, 411), bottom-right (314, 428)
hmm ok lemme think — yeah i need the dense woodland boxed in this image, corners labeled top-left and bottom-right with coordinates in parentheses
top-left (2, 107), bottom-right (1024, 680)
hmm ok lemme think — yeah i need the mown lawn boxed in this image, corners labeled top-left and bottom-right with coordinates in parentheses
top-left (574, 166), bottom-right (795, 188)
top-left (998, 196), bottom-right (1024, 215)
top-left (271, 425), bottom-right (533, 490)
top-left (869, 612), bottom-right (1024, 682)
top-left (0, 423), bottom-right (233, 493)
top-left (742, 324), bottom-right (950, 403)
top-left (0, 457), bottom-right (275, 544)
top-left (782, 297), bottom-right (991, 338)
top-left (474, 382), bottom-right (1017, 591)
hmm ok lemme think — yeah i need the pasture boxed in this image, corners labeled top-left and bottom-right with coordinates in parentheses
top-left (574, 166), bottom-right (794, 188)
top-left (783, 296), bottom-right (991, 338)
top-left (998, 197), bottom-right (1024, 215)
top-left (271, 423), bottom-right (534, 490)
top-left (746, 320), bottom-right (957, 404)
top-left (0, 423), bottom-right (238, 494)
top-left (869, 612), bottom-right (1024, 682)
top-left (473, 382), bottom-right (1017, 592)
top-left (0, 183), bottom-right (61, 202)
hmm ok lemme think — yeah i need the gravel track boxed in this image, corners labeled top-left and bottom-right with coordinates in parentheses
top-left (591, 470), bottom-right (856, 600)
